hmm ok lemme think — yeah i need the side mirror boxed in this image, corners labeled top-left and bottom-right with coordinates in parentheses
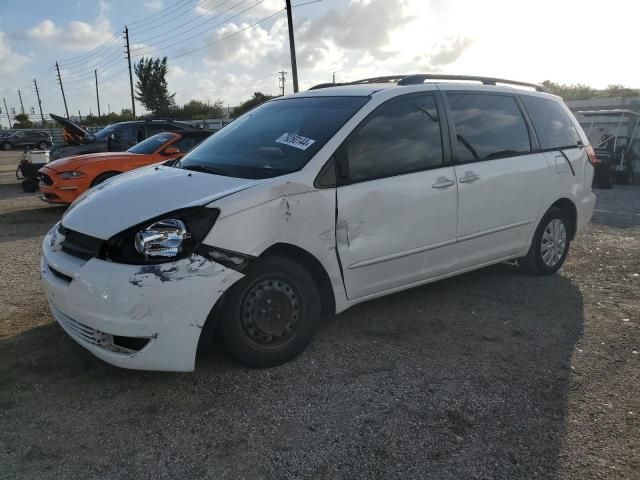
top-left (163, 146), bottom-right (180, 156)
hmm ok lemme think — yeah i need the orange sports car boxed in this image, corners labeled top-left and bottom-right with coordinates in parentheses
top-left (39, 130), bottom-right (211, 204)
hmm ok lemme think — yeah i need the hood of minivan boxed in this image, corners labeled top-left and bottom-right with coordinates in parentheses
top-left (62, 165), bottom-right (264, 239)
top-left (46, 152), bottom-right (139, 172)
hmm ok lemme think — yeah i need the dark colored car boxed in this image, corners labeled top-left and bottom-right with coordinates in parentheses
top-left (0, 131), bottom-right (53, 150)
top-left (49, 114), bottom-right (200, 160)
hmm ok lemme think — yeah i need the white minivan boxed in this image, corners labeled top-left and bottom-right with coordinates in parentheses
top-left (41, 75), bottom-right (597, 371)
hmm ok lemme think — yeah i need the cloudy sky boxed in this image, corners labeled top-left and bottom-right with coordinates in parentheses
top-left (0, 0), bottom-right (638, 126)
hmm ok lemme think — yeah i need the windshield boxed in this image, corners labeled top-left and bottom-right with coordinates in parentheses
top-left (178, 96), bottom-right (369, 179)
top-left (128, 133), bottom-right (174, 154)
top-left (93, 125), bottom-right (118, 140)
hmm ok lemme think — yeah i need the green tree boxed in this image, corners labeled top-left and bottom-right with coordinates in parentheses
top-left (541, 81), bottom-right (596, 100)
top-left (174, 99), bottom-right (225, 120)
top-left (12, 113), bottom-right (33, 129)
top-left (233, 92), bottom-right (275, 117)
top-left (134, 56), bottom-right (175, 115)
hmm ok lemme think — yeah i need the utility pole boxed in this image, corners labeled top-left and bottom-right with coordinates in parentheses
top-left (94, 69), bottom-right (101, 117)
top-left (17, 89), bottom-right (25, 114)
top-left (78, 110), bottom-right (82, 122)
top-left (285, 0), bottom-right (299, 93)
top-left (55, 61), bottom-right (70, 119)
top-left (33, 79), bottom-right (45, 126)
top-left (124, 26), bottom-right (136, 118)
top-left (333, 72), bottom-right (336, 84)
top-left (2, 98), bottom-right (11, 127)
top-left (278, 70), bottom-right (287, 96)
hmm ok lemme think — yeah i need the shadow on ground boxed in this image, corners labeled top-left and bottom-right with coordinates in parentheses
top-left (0, 263), bottom-right (583, 479)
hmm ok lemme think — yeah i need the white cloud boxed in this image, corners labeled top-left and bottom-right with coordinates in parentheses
top-left (144, 0), bottom-right (163, 12)
top-left (26, 2), bottom-right (114, 51)
top-left (0, 32), bottom-right (31, 75)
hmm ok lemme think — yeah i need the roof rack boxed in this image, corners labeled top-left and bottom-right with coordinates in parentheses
top-left (309, 74), bottom-right (550, 93)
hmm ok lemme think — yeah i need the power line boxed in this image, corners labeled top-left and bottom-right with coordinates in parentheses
top-left (130, 0), bottom-right (213, 36)
top-left (128, 0), bottom-right (196, 27)
top-left (131, 0), bottom-right (237, 44)
top-left (132, 0), bottom-right (266, 57)
top-left (169, 8), bottom-right (284, 60)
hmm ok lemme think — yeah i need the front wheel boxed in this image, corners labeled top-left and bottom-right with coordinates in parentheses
top-left (37, 141), bottom-right (49, 150)
top-left (518, 207), bottom-right (570, 275)
top-left (1, 142), bottom-right (11, 151)
top-left (90, 171), bottom-right (120, 187)
top-left (220, 255), bottom-right (322, 368)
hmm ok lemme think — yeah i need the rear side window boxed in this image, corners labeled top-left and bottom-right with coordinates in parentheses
top-left (346, 94), bottom-right (444, 182)
top-left (447, 93), bottom-right (531, 162)
top-left (520, 95), bottom-right (581, 149)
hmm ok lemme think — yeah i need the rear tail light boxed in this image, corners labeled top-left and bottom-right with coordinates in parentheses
top-left (586, 145), bottom-right (598, 166)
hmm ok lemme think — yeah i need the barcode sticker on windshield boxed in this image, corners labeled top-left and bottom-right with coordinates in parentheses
top-left (275, 132), bottom-right (316, 150)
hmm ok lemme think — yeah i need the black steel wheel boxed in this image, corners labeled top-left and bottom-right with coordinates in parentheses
top-left (220, 255), bottom-right (322, 367)
top-left (37, 141), bottom-right (48, 150)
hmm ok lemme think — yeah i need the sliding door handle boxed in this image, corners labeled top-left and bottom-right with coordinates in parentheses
top-left (432, 177), bottom-right (455, 189)
top-left (459, 171), bottom-right (480, 183)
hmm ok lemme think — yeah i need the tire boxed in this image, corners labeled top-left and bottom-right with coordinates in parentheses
top-left (220, 255), bottom-right (322, 368)
top-left (90, 171), bottom-right (120, 187)
top-left (1, 142), bottom-right (12, 151)
top-left (518, 207), bottom-right (571, 276)
top-left (37, 141), bottom-right (48, 150)
top-left (21, 178), bottom-right (39, 193)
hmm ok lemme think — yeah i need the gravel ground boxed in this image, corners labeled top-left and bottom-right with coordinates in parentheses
top-left (0, 151), bottom-right (638, 479)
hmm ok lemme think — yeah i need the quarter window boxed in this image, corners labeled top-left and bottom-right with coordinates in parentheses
top-left (447, 93), bottom-right (531, 162)
top-left (520, 95), bottom-right (581, 149)
top-left (346, 95), bottom-right (444, 182)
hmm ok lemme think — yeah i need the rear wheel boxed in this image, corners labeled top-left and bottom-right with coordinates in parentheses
top-left (518, 207), bottom-right (570, 275)
top-left (90, 171), bottom-right (120, 187)
top-left (37, 141), bottom-right (49, 150)
top-left (220, 255), bottom-right (322, 367)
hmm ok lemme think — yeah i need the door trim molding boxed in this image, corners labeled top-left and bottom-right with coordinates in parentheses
top-left (457, 219), bottom-right (532, 242)
top-left (347, 219), bottom-right (532, 270)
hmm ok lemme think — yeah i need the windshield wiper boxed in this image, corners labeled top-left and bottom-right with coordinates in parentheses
top-left (182, 164), bottom-right (229, 176)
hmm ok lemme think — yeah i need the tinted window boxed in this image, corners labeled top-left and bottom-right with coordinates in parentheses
top-left (447, 93), bottom-right (531, 162)
top-left (346, 95), bottom-right (443, 182)
top-left (180, 96), bottom-right (368, 179)
top-left (175, 136), bottom-right (205, 152)
top-left (128, 133), bottom-right (174, 154)
top-left (521, 95), bottom-right (581, 149)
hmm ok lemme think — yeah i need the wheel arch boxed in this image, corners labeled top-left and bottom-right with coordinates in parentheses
top-left (197, 242), bottom-right (337, 354)
top-left (259, 242), bottom-right (336, 319)
top-left (549, 197), bottom-right (577, 240)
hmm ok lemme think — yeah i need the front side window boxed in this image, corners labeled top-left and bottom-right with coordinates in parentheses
top-left (447, 93), bottom-right (531, 162)
top-left (179, 96), bottom-right (369, 179)
top-left (345, 94), bottom-right (444, 182)
top-left (520, 95), bottom-right (581, 149)
top-left (128, 133), bottom-right (175, 154)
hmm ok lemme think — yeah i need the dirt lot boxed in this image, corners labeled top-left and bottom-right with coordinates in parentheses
top-left (0, 150), bottom-right (638, 479)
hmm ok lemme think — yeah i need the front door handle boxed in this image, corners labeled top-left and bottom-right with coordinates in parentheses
top-left (459, 171), bottom-right (480, 183)
top-left (432, 177), bottom-right (455, 189)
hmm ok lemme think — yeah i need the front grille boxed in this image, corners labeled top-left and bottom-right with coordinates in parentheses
top-left (59, 225), bottom-right (104, 260)
top-left (54, 307), bottom-right (110, 347)
top-left (41, 173), bottom-right (53, 186)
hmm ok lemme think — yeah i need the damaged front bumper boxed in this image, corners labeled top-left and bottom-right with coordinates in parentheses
top-left (41, 224), bottom-right (244, 372)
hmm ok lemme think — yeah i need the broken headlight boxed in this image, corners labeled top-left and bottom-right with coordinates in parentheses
top-left (104, 207), bottom-right (219, 264)
top-left (134, 219), bottom-right (189, 258)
